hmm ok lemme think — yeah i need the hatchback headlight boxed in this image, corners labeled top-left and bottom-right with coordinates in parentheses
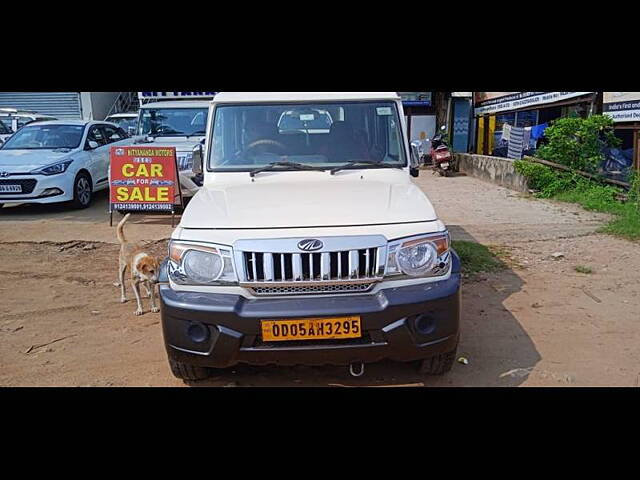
top-left (168, 241), bottom-right (237, 285)
top-left (385, 232), bottom-right (451, 278)
top-left (31, 160), bottom-right (74, 176)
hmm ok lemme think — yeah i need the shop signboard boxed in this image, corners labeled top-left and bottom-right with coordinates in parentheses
top-left (603, 92), bottom-right (640, 123)
top-left (109, 146), bottom-right (181, 213)
top-left (474, 92), bottom-right (594, 116)
top-left (399, 92), bottom-right (432, 106)
top-left (138, 92), bottom-right (217, 101)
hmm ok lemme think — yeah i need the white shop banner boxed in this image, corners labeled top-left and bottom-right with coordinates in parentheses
top-left (474, 92), bottom-right (593, 116)
top-left (138, 92), bottom-right (217, 101)
top-left (603, 92), bottom-right (640, 123)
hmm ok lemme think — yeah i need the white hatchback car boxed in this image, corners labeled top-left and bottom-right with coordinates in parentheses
top-left (0, 120), bottom-right (130, 209)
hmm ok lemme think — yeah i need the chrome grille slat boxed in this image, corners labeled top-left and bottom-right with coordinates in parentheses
top-left (237, 237), bottom-right (386, 294)
top-left (251, 253), bottom-right (257, 281)
top-left (292, 253), bottom-right (302, 281)
top-left (321, 253), bottom-right (330, 281)
top-left (263, 253), bottom-right (274, 281)
top-left (349, 250), bottom-right (359, 279)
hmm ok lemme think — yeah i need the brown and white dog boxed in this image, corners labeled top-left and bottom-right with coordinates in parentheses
top-left (115, 214), bottom-right (160, 316)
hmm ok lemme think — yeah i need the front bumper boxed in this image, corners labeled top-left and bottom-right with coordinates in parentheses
top-left (160, 252), bottom-right (461, 368)
top-left (0, 174), bottom-right (73, 204)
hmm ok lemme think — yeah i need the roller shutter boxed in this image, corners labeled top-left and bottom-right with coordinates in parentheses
top-left (0, 92), bottom-right (82, 119)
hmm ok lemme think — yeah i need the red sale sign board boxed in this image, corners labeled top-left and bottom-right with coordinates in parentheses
top-left (109, 146), bottom-right (180, 212)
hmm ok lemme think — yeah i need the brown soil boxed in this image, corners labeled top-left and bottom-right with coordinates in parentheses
top-left (1, 176), bottom-right (639, 387)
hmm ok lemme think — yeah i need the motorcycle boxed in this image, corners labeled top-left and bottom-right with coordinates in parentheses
top-left (430, 126), bottom-right (456, 177)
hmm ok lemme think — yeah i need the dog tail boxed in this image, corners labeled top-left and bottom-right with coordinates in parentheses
top-left (116, 214), bottom-right (131, 244)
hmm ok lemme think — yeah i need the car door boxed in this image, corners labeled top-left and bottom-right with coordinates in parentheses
top-left (85, 124), bottom-right (110, 190)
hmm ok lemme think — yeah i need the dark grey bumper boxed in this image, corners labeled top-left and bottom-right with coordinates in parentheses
top-left (160, 252), bottom-right (461, 368)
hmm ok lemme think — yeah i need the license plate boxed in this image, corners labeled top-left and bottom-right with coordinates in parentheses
top-left (0, 184), bottom-right (22, 193)
top-left (261, 316), bottom-right (362, 342)
top-left (441, 163), bottom-right (450, 168)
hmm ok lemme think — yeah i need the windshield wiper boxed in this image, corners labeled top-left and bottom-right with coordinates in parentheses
top-left (249, 161), bottom-right (326, 178)
top-left (329, 160), bottom-right (404, 175)
top-left (186, 130), bottom-right (206, 138)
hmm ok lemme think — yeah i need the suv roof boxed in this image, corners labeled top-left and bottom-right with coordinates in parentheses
top-left (212, 92), bottom-right (401, 104)
top-left (139, 100), bottom-right (211, 110)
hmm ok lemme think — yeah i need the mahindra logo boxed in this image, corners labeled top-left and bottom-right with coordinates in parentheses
top-left (297, 239), bottom-right (324, 252)
top-left (0, 171), bottom-right (9, 178)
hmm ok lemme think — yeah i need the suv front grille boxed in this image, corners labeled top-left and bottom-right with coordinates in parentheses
top-left (234, 236), bottom-right (388, 295)
top-left (243, 249), bottom-right (380, 283)
top-left (250, 282), bottom-right (375, 296)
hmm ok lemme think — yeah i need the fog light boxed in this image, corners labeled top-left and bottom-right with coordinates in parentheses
top-left (187, 322), bottom-right (209, 343)
top-left (41, 188), bottom-right (63, 197)
top-left (414, 314), bottom-right (436, 335)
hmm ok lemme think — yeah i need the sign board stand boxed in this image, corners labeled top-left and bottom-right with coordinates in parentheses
top-left (108, 146), bottom-right (183, 227)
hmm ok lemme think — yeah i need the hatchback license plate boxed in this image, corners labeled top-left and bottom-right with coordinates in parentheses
top-left (261, 316), bottom-right (362, 342)
top-left (0, 185), bottom-right (22, 193)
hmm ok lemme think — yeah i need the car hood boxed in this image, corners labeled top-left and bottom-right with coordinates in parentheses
top-left (180, 173), bottom-right (438, 229)
top-left (0, 149), bottom-right (75, 172)
top-left (134, 136), bottom-right (204, 153)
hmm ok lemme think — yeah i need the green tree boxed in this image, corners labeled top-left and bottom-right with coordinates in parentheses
top-left (536, 114), bottom-right (621, 173)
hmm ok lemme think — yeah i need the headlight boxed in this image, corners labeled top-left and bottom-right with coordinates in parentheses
top-left (386, 232), bottom-right (450, 278)
top-left (32, 160), bottom-right (73, 176)
top-left (168, 241), bottom-right (237, 285)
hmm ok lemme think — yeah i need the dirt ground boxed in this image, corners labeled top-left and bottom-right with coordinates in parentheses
top-left (1, 175), bottom-right (639, 387)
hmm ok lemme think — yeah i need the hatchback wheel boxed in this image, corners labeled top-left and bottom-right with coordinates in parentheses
top-left (71, 173), bottom-right (93, 209)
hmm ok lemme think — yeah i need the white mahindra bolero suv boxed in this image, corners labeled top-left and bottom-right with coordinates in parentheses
top-left (159, 92), bottom-right (461, 380)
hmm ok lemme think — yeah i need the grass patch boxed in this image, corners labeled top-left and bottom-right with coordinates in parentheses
top-left (452, 240), bottom-right (505, 276)
top-left (514, 159), bottom-right (640, 241)
top-left (574, 265), bottom-right (593, 274)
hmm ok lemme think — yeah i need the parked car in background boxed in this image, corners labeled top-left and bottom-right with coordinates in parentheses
top-left (0, 120), bottom-right (129, 209)
top-left (130, 101), bottom-right (210, 199)
top-left (104, 112), bottom-right (138, 135)
top-left (0, 108), bottom-right (57, 134)
top-left (0, 117), bottom-right (12, 144)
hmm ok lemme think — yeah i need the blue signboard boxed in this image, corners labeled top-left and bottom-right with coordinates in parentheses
top-left (399, 92), bottom-right (432, 107)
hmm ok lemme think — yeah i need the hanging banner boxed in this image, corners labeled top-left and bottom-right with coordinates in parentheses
top-left (474, 92), bottom-right (594, 116)
top-left (138, 92), bottom-right (216, 101)
top-left (109, 146), bottom-right (181, 212)
top-left (603, 92), bottom-right (640, 123)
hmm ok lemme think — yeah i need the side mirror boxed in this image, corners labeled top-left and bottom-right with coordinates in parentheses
top-left (192, 144), bottom-right (203, 175)
top-left (86, 140), bottom-right (100, 150)
top-left (409, 140), bottom-right (421, 178)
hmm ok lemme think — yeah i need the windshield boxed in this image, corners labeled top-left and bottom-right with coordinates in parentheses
top-left (108, 116), bottom-right (137, 130)
top-left (138, 108), bottom-right (208, 137)
top-left (209, 102), bottom-right (406, 171)
top-left (1, 124), bottom-right (85, 150)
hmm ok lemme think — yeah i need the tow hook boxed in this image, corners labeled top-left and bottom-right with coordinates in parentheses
top-left (349, 361), bottom-right (365, 378)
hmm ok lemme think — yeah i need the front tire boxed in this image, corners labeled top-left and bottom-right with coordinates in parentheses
top-left (71, 172), bottom-right (93, 209)
top-left (169, 358), bottom-right (211, 381)
top-left (418, 343), bottom-right (458, 375)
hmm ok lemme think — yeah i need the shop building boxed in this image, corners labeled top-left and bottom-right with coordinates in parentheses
top-left (474, 92), bottom-right (597, 159)
top-left (603, 92), bottom-right (640, 171)
top-left (0, 92), bottom-right (123, 121)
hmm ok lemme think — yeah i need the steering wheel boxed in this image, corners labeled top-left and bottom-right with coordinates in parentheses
top-left (244, 139), bottom-right (287, 155)
top-left (154, 125), bottom-right (176, 135)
